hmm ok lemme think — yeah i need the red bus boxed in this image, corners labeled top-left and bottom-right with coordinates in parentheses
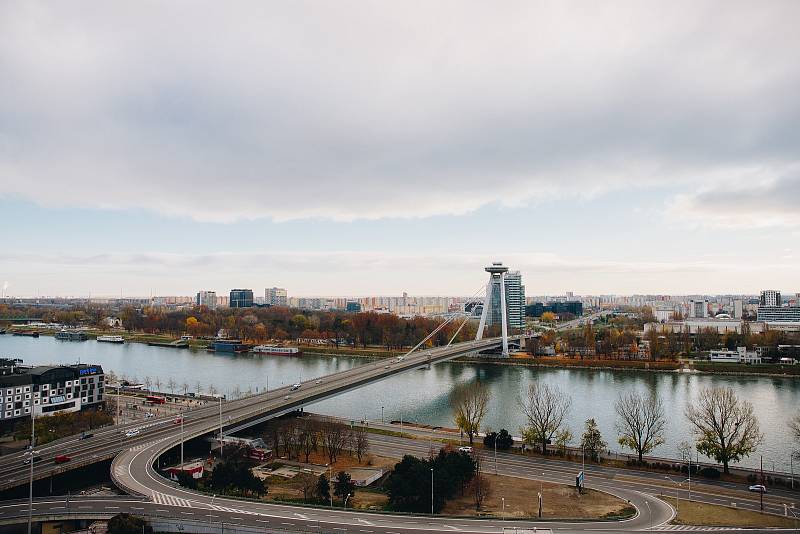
top-left (145, 395), bottom-right (166, 405)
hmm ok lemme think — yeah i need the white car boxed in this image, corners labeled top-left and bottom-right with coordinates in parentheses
top-left (125, 429), bottom-right (140, 438)
top-left (748, 484), bottom-right (767, 493)
top-left (290, 383), bottom-right (301, 391)
top-left (458, 446), bottom-right (474, 454)
top-left (396, 356), bottom-right (405, 361)
top-left (315, 379), bottom-right (322, 384)
top-left (144, 412), bottom-right (154, 418)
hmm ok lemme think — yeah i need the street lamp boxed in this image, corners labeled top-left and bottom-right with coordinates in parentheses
top-left (644, 499), bottom-right (652, 531)
top-left (664, 476), bottom-right (688, 512)
top-left (501, 497), bottom-right (505, 520)
top-left (430, 467), bottom-right (434, 516)
top-left (218, 397), bottom-right (223, 457)
top-left (344, 493), bottom-right (352, 508)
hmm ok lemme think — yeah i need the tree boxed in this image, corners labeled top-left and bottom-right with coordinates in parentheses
top-left (107, 513), bottom-right (153, 534)
top-left (316, 474), bottom-right (331, 503)
top-left (791, 413), bottom-right (800, 457)
top-left (321, 419), bottom-right (350, 464)
top-left (450, 381), bottom-right (490, 445)
top-left (334, 471), bottom-right (356, 506)
top-left (685, 387), bottom-right (763, 474)
top-left (297, 472), bottom-right (318, 503)
top-left (580, 418), bottom-right (607, 462)
top-left (472, 453), bottom-right (491, 511)
top-left (167, 378), bottom-right (177, 395)
top-left (518, 382), bottom-right (572, 454)
top-left (352, 425), bottom-right (370, 463)
top-left (208, 450), bottom-right (266, 496)
top-left (483, 429), bottom-right (513, 451)
top-left (615, 391), bottom-right (666, 462)
top-left (540, 311), bottom-right (557, 323)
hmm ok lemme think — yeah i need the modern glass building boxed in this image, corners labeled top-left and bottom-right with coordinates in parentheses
top-left (486, 270), bottom-right (526, 329)
top-left (229, 289), bottom-right (254, 308)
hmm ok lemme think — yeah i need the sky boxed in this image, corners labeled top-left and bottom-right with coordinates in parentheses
top-left (1, 1), bottom-right (799, 298)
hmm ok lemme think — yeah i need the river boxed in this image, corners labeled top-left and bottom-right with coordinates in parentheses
top-left (1, 335), bottom-right (797, 471)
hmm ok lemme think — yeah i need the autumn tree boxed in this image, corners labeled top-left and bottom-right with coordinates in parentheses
top-left (518, 382), bottom-right (572, 454)
top-left (580, 418), bottom-right (607, 462)
top-left (450, 381), bottom-right (490, 445)
top-left (352, 425), bottom-right (370, 463)
top-left (615, 391), bottom-right (666, 462)
top-left (685, 387), bottom-right (763, 474)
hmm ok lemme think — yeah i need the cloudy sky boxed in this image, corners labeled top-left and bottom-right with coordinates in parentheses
top-left (1, 1), bottom-right (798, 297)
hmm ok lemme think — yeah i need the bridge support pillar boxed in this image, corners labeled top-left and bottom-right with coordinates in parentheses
top-left (476, 262), bottom-right (510, 357)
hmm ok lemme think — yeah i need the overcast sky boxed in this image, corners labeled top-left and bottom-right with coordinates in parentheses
top-left (1, 1), bottom-right (799, 297)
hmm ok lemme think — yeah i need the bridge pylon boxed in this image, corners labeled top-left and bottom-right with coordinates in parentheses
top-left (475, 262), bottom-right (509, 356)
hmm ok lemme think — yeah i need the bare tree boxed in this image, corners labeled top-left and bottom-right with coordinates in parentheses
top-left (298, 418), bottom-right (320, 463)
top-left (183, 381), bottom-right (190, 396)
top-left (614, 391), bottom-right (666, 462)
top-left (790, 413), bottom-right (800, 456)
top-left (685, 387), bottom-right (763, 474)
top-left (144, 376), bottom-right (152, 392)
top-left (518, 382), bottom-right (572, 454)
top-left (450, 381), bottom-right (490, 445)
top-left (154, 377), bottom-right (162, 393)
top-left (167, 378), bottom-right (177, 395)
top-left (472, 453), bottom-right (491, 511)
top-left (298, 472), bottom-right (318, 502)
top-left (278, 419), bottom-right (299, 459)
top-left (321, 419), bottom-right (349, 464)
top-left (352, 425), bottom-right (370, 463)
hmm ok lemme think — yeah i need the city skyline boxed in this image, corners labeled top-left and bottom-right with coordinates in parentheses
top-left (2, 2), bottom-right (799, 296)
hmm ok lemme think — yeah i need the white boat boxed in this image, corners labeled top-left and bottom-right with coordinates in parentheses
top-left (251, 345), bottom-right (302, 356)
top-left (97, 335), bottom-right (124, 344)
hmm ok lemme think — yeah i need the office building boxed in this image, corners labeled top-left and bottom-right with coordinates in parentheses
top-left (196, 290), bottom-right (217, 309)
top-left (760, 290), bottom-right (781, 307)
top-left (733, 299), bottom-right (743, 319)
top-left (345, 301), bottom-right (362, 313)
top-left (525, 301), bottom-right (583, 318)
top-left (229, 289), bottom-right (254, 308)
top-left (689, 299), bottom-right (709, 318)
top-left (265, 287), bottom-right (288, 307)
top-left (0, 359), bottom-right (104, 426)
top-left (757, 306), bottom-right (800, 323)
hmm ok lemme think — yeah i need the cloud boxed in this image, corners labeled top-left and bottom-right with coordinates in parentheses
top-left (1, 1), bottom-right (799, 222)
top-left (668, 168), bottom-right (800, 228)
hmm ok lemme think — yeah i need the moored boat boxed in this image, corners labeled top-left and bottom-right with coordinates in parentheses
top-left (97, 335), bottom-right (125, 344)
top-left (210, 340), bottom-right (251, 353)
top-left (251, 345), bottom-right (302, 356)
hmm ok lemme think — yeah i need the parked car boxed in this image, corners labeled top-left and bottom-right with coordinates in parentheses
top-left (458, 446), bottom-right (474, 454)
top-left (54, 455), bottom-right (71, 464)
top-left (748, 484), bottom-right (767, 493)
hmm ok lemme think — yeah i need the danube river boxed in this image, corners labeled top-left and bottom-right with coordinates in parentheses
top-left (2, 335), bottom-right (797, 471)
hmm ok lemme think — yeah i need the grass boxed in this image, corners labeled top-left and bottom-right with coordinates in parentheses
top-left (661, 496), bottom-right (798, 528)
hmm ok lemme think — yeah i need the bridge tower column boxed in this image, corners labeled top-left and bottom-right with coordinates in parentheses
top-left (475, 262), bottom-right (510, 357)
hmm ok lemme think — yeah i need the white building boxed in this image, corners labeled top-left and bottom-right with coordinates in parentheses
top-left (196, 290), bottom-right (217, 309)
top-left (708, 347), bottom-right (761, 364)
top-left (689, 299), bottom-right (709, 318)
top-left (760, 290), bottom-right (781, 307)
top-left (265, 287), bottom-right (288, 307)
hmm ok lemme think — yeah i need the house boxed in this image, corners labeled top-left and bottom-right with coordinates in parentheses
top-left (708, 347), bottom-right (761, 364)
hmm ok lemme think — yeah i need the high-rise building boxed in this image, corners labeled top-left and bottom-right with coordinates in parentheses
top-left (196, 290), bottom-right (217, 309)
top-left (265, 287), bottom-right (288, 307)
top-left (689, 299), bottom-right (709, 318)
top-left (482, 265), bottom-right (525, 329)
top-left (229, 289), bottom-right (254, 308)
top-left (733, 299), bottom-right (743, 319)
top-left (760, 290), bottom-right (781, 307)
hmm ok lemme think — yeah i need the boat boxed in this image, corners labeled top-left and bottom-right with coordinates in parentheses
top-left (97, 335), bottom-right (125, 344)
top-left (251, 345), bottom-right (302, 356)
top-left (55, 330), bottom-right (88, 341)
top-left (210, 340), bottom-right (251, 353)
top-left (148, 339), bottom-right (190, 349)
top-left (13, 331), bottom-right (39, 338)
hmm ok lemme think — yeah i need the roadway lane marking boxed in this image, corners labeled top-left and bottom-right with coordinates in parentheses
top-left (357, 518), bottom-right (374, 525)
top-left (443, 526), bottom-right (460, 531)
top-left (105, 506), bottom-right (119, 509)
top-left (294, 512), bottom-right (308, 519)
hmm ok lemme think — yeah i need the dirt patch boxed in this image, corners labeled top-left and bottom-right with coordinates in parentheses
top-left (661, 497), bottom-right (797, 528)
top-left (442, 475), bottom-right (632, 519)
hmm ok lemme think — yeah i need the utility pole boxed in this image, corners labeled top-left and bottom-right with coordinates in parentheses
top-left (761, 455), bottom-right (764, 512)
top-left (180, 409), bottom-right (185, 466)
top-left (218, 397), bottom-right (223, 458)
top-left (494, 437), bottom-right (498, 475)
top-left (430, 468), bottom-right (434, 516)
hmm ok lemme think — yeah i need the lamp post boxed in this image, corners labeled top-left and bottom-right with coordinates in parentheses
top-left (180, 409), bottom-right (185, 467)
top-left (494, 436), bottom-right (498, 475)
top-left (431, 467), bottom-right (434, 516)
top-left (218, 397), bottom-right (223, 457)
top-left (27, 411), bottom-right (35, 534)
top-left (501, 497), bottom-right (505, 520)
top-left (645, 500), bottom-right (652, 531)
top-left (381, 406), bottom-right (384, 424)
top-left (344, 493), bottom-right (352, 508)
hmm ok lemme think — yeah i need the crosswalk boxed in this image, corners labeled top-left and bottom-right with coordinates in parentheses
top-left (151, 491), bottom-right (192, 508)
top-left (208, 503), bottom-right (260, 515)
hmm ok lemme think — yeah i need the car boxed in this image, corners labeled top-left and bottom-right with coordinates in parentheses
top-left (22, 455), bottom-right (41, 465)
top-left (125, 429), bottom-right (140, 438)
top-left (748, 484), bottom-right (767, 493)
top-left (54, 455), bottom-right (71, 464)
top-left (284, 395), bottom-right (291, 400)
top-left (173, 416), bottom-right (183, 424)
top-left (396, 356), bottom-right (405, 361)
top-left (315, 379), bottom-right (322, 384)
top-left (145, 412), bottom-right (155, 418)
top-left (290, 383), bottom-right (301, 391)
top-left (458, 446), bottom-right (474, 454)
top-left (384, 365), bottom-right (390, 369)
top-left (80, 432), bottom-right (93, 440)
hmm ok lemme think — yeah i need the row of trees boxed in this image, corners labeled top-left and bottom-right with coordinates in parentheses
top-left (261, 417), bottom-right (370, 465)
top-left (451, 380), bottom-right (767, 474)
